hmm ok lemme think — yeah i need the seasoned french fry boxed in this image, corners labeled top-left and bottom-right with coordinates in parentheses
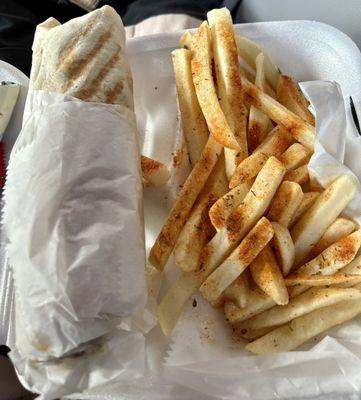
top-left (229, 152), bottom-right (268, 188)
top-left (291, 174), bottom-right (358, 266)
top-left (141, 155), bottom-right (170, 187)
top-left (229, 125), bottom-right (293, 188)
top-left (338, 255), bottom-right (361, 276)
top-left (227, 229), bottom-right (361, 324)
top-left (278, 143), bottom-right (310, 171)
top-left (235, 35), bottom-right (280, 90)
top-left (289, 191), bottom-right (320, 228)
top-left (246, 285), bottom-right (361, 354)
top-left (288, 229), bottom-right (361, 297)
top-left (191, 21), bottom-right (239, 150)
top-left (309, 176), bottom-right (324, 192)
top-left (174, 199), bottom-right (215, 272)
top-left (174, 157), bottom-right (227, 272)
top-left (308, 217), bottom-right (357, 260)
top-left (271, 222), bottom-right (295, 276)
top-left (285, 273), bottom-right (361, 287)
top-left (241, 287), bottom-right (361, 341)
top-left (267, 181), bottom-right (303, 227)
top-left (172, 49), bottom-right (209, 166)
top-left (248, 53), bottom-right (271, 152)
top-left (179, 31), bottom-right (192, 49)
top-left (149, 135), bottom-right (222, 271)
top-left (224, 286), bottom-right (275, 324)
top-left (200, 217), bottom-right (274, 302)
top-left (241, 76), bottom-right (315, 150)
top-left (200, 156), bottom-right (285, 279)
top-left (208, 8), bottom-right (248, 180)
top-left (209, 181), bottom-right (252, 230)
top-left (250, 245), bottom-right (289, 305)
top-left (277, 75), bottom-right (315, 126)
top-left (157, 156), bottom-right (285, 334)
top-left (224, 270), bottom-right (251, 308)
top-left (284, 164), bottom-right (309, 185)
top-left (254, 125), bottom-right (293, 156)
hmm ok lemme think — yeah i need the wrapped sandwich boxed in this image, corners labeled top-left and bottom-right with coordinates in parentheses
top-left (3, 6), bottom-right (147, 361)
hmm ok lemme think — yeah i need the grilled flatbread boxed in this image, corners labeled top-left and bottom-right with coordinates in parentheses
top-left (30, 6), bottom-right (169, 185)
top-left (30, 6), bottom-right (133, 109)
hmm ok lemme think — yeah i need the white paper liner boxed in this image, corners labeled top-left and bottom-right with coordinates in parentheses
top-left (3, 91), bottom-right (146, 361)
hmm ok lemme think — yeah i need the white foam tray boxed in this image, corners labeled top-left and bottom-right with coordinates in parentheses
top-left (1, 20), bottom-right (361, 400)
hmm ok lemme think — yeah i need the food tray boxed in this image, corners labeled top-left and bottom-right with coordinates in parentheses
top-left (1, 20), bottom-right (361, 400)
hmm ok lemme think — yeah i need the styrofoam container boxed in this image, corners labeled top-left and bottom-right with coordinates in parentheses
top-left (1, 20), bottom-right (361, 400)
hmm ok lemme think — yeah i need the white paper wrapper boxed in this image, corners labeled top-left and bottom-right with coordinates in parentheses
top-left (2, 91), bottom-right (146, 361)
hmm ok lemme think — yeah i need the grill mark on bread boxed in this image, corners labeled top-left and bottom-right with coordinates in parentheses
top-left (62, 29), bottom-right (112, 92)
top-left (59, 20), bottom-right (94, 61)
top-left (75, 46), bottom-right (121, 101)
top-left (105, 80), bottom-right (124, 103)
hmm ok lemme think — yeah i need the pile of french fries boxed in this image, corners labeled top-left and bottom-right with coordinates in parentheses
top-left (149, 8), bottom-right (361, 354)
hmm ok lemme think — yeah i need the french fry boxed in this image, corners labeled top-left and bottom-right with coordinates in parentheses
top-left (228, 229), bottom-right (361, 324)
top-left (289, 191), bottom-right (320, 228)
top-left (158, 273), bottom-right (201, 336)
top-left (278, 143), bottom-right (310, 171)
top-left (229, 152), bottom-right (268, 188)
top-left (254, 125), bottom-right (293, 156)
top-left (201, 156), bottom-right (285, 279)
top-left (241, 76), bottom-right (315, 150)
top-left (285, 273), bottom-right (361, 287)
top-left (338, 255), bottom-right (361, 276)
top-left (308, 217), bottom-right (357, 260)
top-left (277, 75), bottom-right (315, 126)
top-left (209, 181), bottom-right (251, 230)
top-left (229, 125), bottom-right (293, 188)
top-left (224, 270), bottom-right (251, 308)
top-left (141, 155), bottom-right (170, 187)
top-left (235, 35), bottom-right (280, 90)
top-left (309, 176), bottom-right (324, 192)
top-left (267, 181), bottom-right (303, 227)
top-left (208, 8), bottom-right (248, 179)
top-left (179, 31), bottom-right (192, 49)
top-left (250, 245), bottom-right (289, 305)
top-left (149, 135), bottom-right (222, 271)
top-left (271, 222), bottom-right (295, 276)
top-left (174, 157), bottom-right (227, 272)
top-left (248, 53), bottom-right (271, 152)
top-left (174, 198), bottom-right (215, 272)
top-left (172, 49), bottom-right (209, 166)
top-left (241, 287), bottom-right (361, 342)
top-left (284, 164), bottom-right (309, 185)
top-left (157, 156), bottom-right (285, 334)
top-left (191, 21), bottom-right (239, 150)
top-left (291, 174), bottom-right (358, 266)
top-left (224, 286), bottom-right (275, 324)
top-left (289, 229), bottom-right (361, 297)
top-left (246, 284), bottom-right (361, 354)
top-left (200, 217), bottom-right (274, 302)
